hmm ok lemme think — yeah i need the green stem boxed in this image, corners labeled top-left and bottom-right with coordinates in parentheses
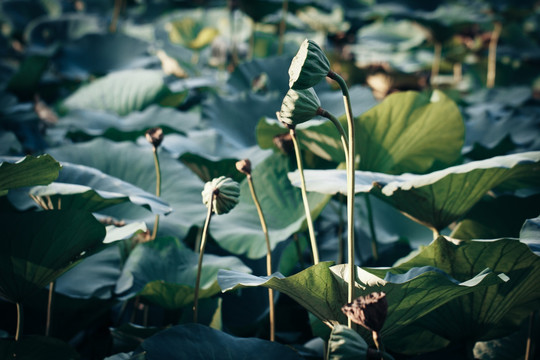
top-left (46, 281), bottom-right (54, 336)
top-left (431, 42), bottom-right (441, 88)
top-left (289, 127), bottom-right (319, 265)
top-left (151, 147), bottom-right (161, 240)
top-left (327, 71), bottom-right (356, 327)
top-left (277, 0), bottom-right (288, 55)
top-left (193, 193), bottom-right (215, 323)
top-left (364, 194), bottom-right (378, 261)
top-left (15, 302), bottom-right (23, 341)
top-left (317, 107), bottom-right (349, 167)
top-left (247, 175), bottom-right (275, 341)
top-left (487, 22), bottom-right (502, 88)
top-left (525, 311), bottom-right (536, 360)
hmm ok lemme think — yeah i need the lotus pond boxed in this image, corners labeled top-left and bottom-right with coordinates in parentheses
top-left (1, 0), bottom-right (540, 359)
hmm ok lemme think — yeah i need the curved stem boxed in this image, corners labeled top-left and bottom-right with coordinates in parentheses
top-left (15, 302), bottom-right (23, 341)
top-left (317, 108), bottom-right (349, 167)
top-left (151, 147), bottom-right (161, 240)
top-left (289, 128), bottom-right (319, 265)
top-left (247, 175), bottom-right (275, 341)
top-left (46, 281), bottom-right (55, 336)
top-left (327, 71), bottom-right (356, 327)
top-left (193, 193), bottom-right (215, 323)
top-left (364, 194), bottom-right (379, 261)
top-left (372, 331), bottom-right (385, 359)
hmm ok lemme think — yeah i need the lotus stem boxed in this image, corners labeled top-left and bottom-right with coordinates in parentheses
top-left (525, 310), bottom-right (536, 360)
top-left (289, 127), bottom-right (319, 265)
top-left (151, 146), bottom-right (161, 240)
top-left (372, 331), bottom-right (385, 358)
top-left (109, 0), bottom-right (122, 33)
top-left (431, 42), bottom-right (442, 88)
top-left (193, 192), bottom-right (216, 323)
top-left (277, 0), bottom-right (288, 55)
top-left (45, 281), bottom-right (54, 336)
top-left (15, 302), bottom-right (23, 341)
top-left (487, 22), bottom-right (502, 88)
top-left (316, 107), bottom-right (349, 167)
top-left (246, 174), bottom-right (275, 341)
top-left (327, 70), bottom-right (356, 328)
top-left (364, 194), bottom-right (379, 261)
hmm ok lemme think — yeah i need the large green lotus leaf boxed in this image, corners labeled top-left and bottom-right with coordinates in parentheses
top-left (357, 90), bottom-right (464, 174)
top-left (179, 153), bottom-right (243, 183)
top-left (0, 335), bottom-right (80, 359)
top-left (0, 210), bottom-right (105, 302)
top-left (451, 194), bottom-right (540, 240)
top-left (289, 151), bottom-right (540, 231)
top-left (48, 138), bottom-right (206, 239)
top-left (58, 106), bottom-right (200, 142)
top-left (210, 152), bottom-right (330, 259)
top-left (0, 155), bottom-right (60, 196)
top-left (327, 324), bottom-right (370, 360)
top-left (368, 237), bottom-right (540, 345)
top-left (61, 69), bottom-right (176, 116)
top-left (7, 160), bottom-right (172, 215)
top-left (115, 237), bottom-right (250, 310)
top-left (218, 261), bottom-right (505, 342)
top-left (137, 323), bottom-right (302, 359)
top-left (257, 90), bottom-right (462, 174)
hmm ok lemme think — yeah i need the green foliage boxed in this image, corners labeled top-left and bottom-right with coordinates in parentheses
top-left (0, 155), bottom-right (61, 196)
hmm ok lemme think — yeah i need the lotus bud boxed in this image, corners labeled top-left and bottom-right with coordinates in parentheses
top-left (145, 127), bottom-right (164, 148)
top-left (289, 39), bottom-right (330, 90)
top-left (235, 159), bottom-right (252, 176)
top-left (201, 176), bottom-right (240, 215)
top-left (279, 88), bottom-right (321, 126)
top-left (341, 292), bottom-right (388, 332)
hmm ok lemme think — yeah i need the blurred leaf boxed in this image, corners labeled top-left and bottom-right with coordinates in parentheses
top-left (0, 335), bottom-right (80, 360)
top-left (0, 155), bottom-right (60, 196)
top-left (138, 323), bottom-right (303, 359)
top-left (289, 151), bottom-right (540, 231)
top-left (179, 153), bottom-right (243, 183)
top-left (451, 194), bottom-right (540, 240)
top-left (355, 19), bottom-right (427, 52)
top-left (327, 324), bottom-right (369, 360)
top-left (25, 13), bottom-right (103, 49)
top-left (210, 153), bottom-right (330, 259)
top-left (54, 32), bottom-right (150, 79)
top-left (168, 17), bottom-right (218, 50)
top-left (6, 55), bottom-right (49, 98)
top-left (115, 237), bottom-right (250, 310)
top-left (61, 69), bottom-right (177, 116)
top-left (0, 209), bottom-right (105, 302)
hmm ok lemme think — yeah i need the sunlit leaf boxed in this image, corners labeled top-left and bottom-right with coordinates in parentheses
top-left (0, 155), bottom-right (61, 196)
top-left (289, 151), bottom-right (540, 231)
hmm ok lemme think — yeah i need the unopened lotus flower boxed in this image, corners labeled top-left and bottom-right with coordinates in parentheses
top-left (145, 127), bottom-right (164, 148)
top-left (279, 88), bottom-right (321, 126)
top-left (201, 176), bottom-right (240, 215)
top-left (342, 292), bottom-right (388, 332)
top-left (289, 39), bottom-right (330, 90)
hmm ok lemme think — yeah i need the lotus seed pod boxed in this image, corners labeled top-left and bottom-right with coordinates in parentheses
top-left (279, 88), bottom-right (321, 126)
top-left (289, 39), bottom-right (330, 90)
top-left (235, 159), bottom-right (252, 176)
top-left (201, 176), bottom-right (240, 215)
top-left (145, 127), bottom-right (164, 148)
top-left (341, 292), bottom-right (388, 332)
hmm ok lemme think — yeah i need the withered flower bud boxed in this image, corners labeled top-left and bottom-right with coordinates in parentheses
top-left (235, 159), bottom-right (252, 176)
top-left (145, 127), bottom-right (164, 148)
top-left (341, 292), bottom-right (388, 332)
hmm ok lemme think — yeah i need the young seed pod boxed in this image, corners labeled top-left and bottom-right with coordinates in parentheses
top-left (341, 292), bottom-right (388, 332)
top-left (279, 88), bottom-right (321, 126)
top-left (288, 39), bottom-right (330, 90)
top-left (201, 176), bottom-right (240, 215)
